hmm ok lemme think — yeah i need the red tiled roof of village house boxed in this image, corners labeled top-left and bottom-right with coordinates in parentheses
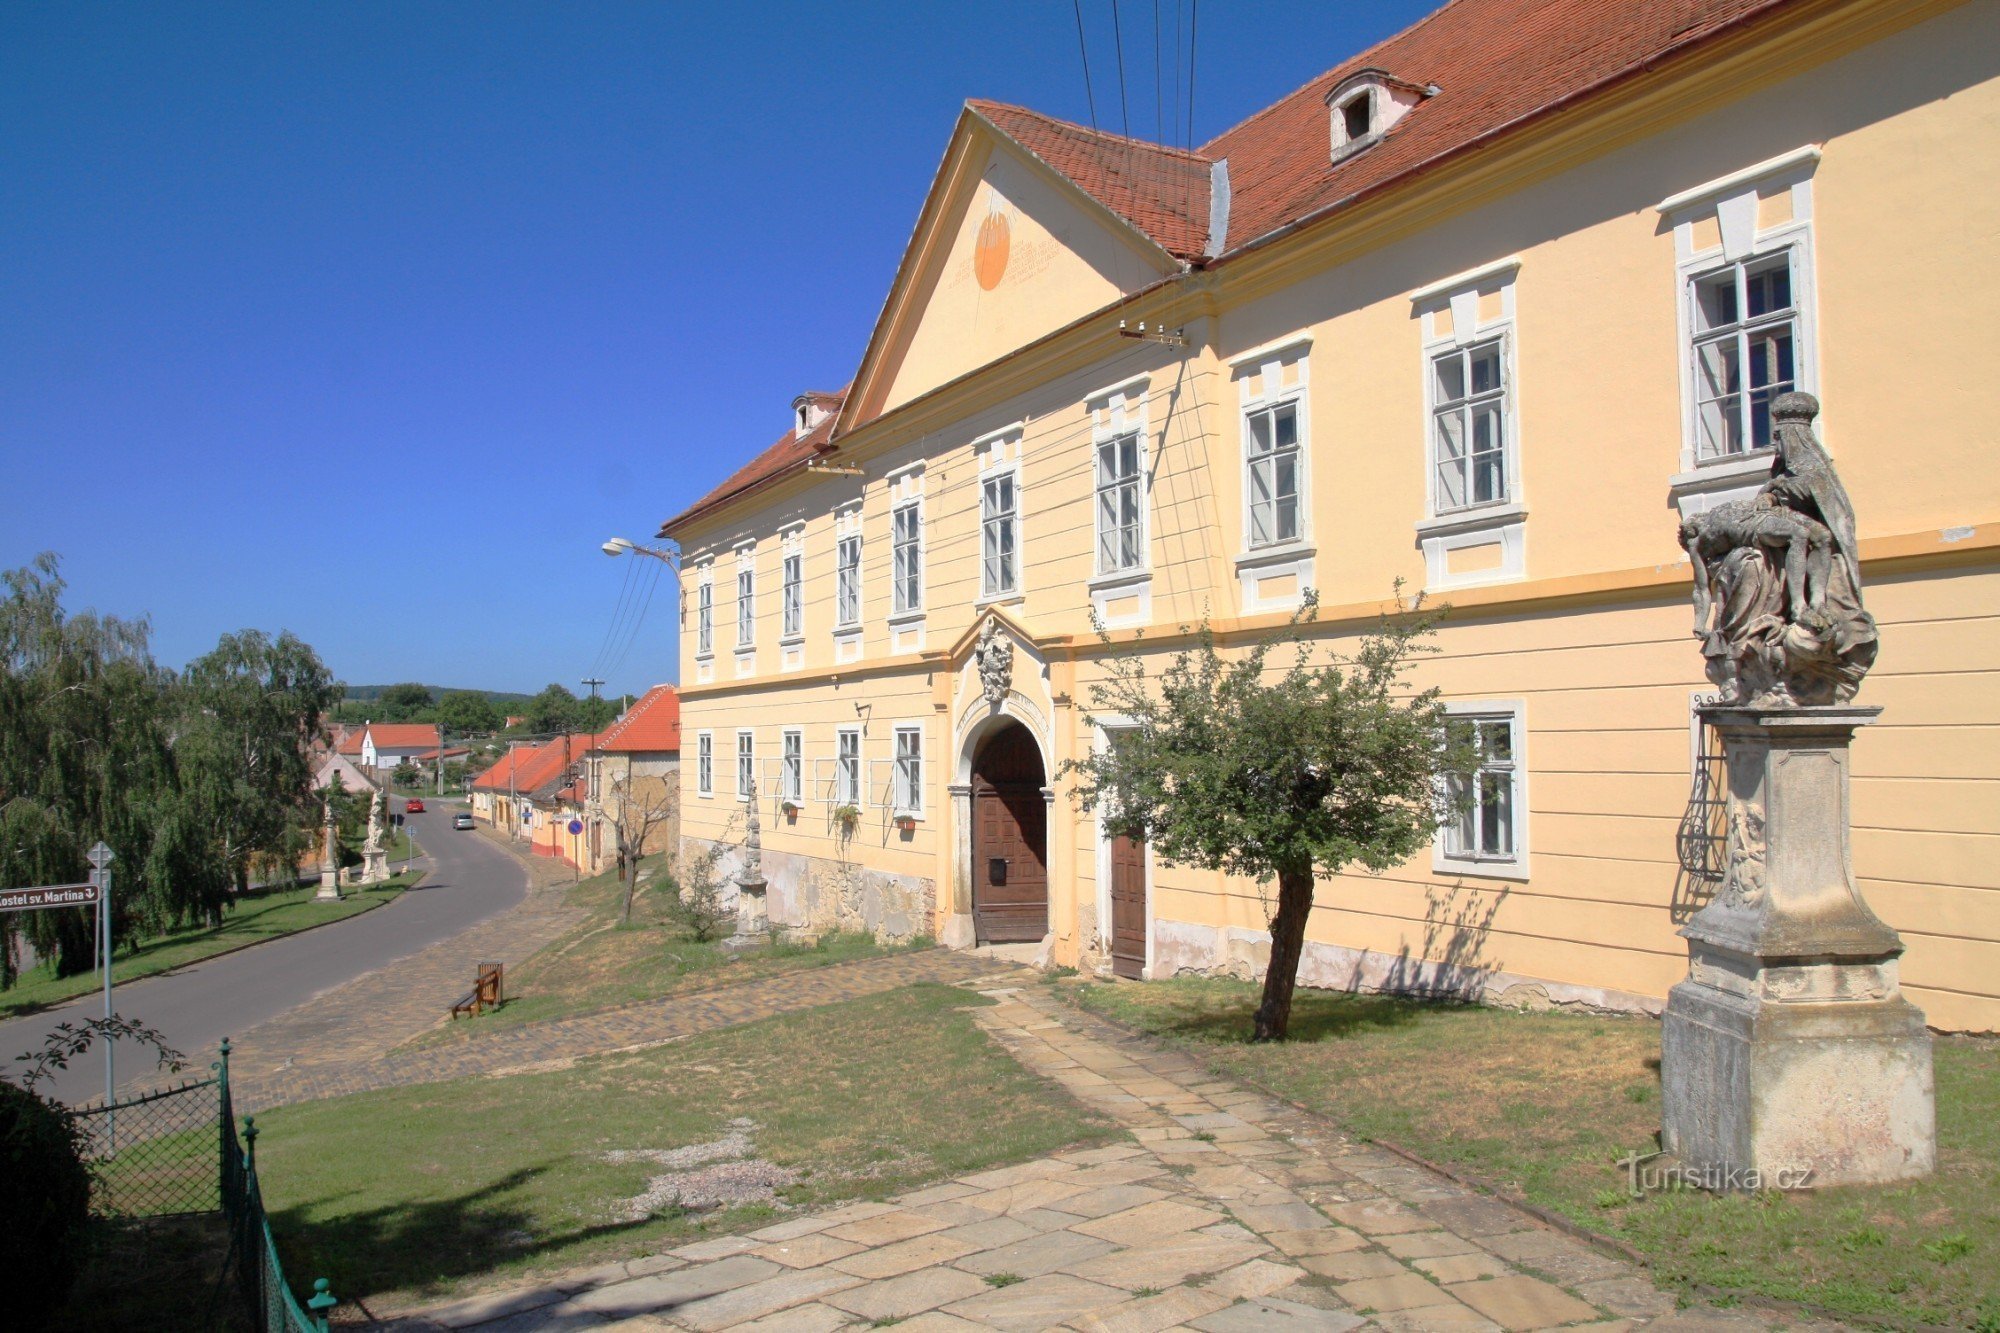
top-left (336, 729), bottom-right (365, 755)
top-left (469, 748), bottom-right (523, 791)
top-left (660, 0), bottom-right (1795, 534)
top-left (361, 723), bottom-right (442, 750)
top-left (595, 684), bottom-right (681, 754)
top-left (513, 733), bottom-right (602, 802)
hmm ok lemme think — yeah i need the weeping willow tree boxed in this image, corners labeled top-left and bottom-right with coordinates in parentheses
top-left (0, 554), bottom-right (337, 984)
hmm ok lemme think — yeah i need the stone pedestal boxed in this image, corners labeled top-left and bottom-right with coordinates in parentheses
top-left (724, 875), bottom-right (770, 954)
top-left (359, 847), bottom-right (389, 885)
top-left (316, 862), bottom-right (342, 901)
top-left (1661, 705), bottom-right (1934, 1188)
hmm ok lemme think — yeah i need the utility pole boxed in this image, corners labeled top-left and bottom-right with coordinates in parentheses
top-left (580, 678), bottom-right (606, 876)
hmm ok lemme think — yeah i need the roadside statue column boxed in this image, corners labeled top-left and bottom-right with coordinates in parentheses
top-left (316, 790), bottom-right (342, 901)
top-left (359, 785), bottom-right (390, 885)
top-left (1663, 392), bottom-right (1934, 1187)
top-left (729, 777), bottom-right (770, 946)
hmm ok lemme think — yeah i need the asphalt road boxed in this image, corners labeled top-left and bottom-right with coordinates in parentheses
top-left (0, 804), bottom-right (529, 1106)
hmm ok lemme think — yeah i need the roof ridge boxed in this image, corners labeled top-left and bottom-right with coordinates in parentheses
top-left (969, 98), bottom-right (1215, 164)
top-left (1199, 0), bottom-right (1468, 154)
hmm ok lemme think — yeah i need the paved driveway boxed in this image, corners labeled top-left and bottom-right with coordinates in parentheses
top-left (0, 805), bottom-right (528, 1105)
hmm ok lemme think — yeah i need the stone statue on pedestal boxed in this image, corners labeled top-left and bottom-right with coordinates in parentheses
top-left (728, 777), bottom-right (770, 947)
top-left (316, 790), bottom-right (342, 901)
top-left (1662, 391), bottom-right (1933, 1189)
top-left (359, 784), bottom-right (390, 885)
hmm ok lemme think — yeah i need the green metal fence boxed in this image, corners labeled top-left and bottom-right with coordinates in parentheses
top-left (217, 1041), bottom-right (340, 1333)
top-left (76, 1073), bottom-right (222, 1217)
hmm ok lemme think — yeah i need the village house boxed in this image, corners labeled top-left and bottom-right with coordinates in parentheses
top-left (662, 0), bottom-right (2000, 1031)
top-left (585, 683), bottom-right (682, 878)
top-left (339, 721), bottom-right (444, 775)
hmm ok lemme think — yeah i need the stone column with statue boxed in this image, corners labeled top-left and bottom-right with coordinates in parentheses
top-left (359, 784), bottom-right (390, 885)
top-left (316, 789), bottom-right (342, 901)
top-left (1663, 391), bottom-right (1933, 1187)
top-left (726, 776), bottom-right (770, 949)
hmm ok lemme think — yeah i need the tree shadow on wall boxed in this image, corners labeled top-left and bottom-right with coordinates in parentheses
top-left (1349, 880), bottom-right (1508, 1007)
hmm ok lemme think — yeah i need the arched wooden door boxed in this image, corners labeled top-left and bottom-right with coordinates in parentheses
top-left (971, 722), bottom-right (1048, 943)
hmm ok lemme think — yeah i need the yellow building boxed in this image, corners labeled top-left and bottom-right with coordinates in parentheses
top-left (663, 0), bottom-right (2000, 1031)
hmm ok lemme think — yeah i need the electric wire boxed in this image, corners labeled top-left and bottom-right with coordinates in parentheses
top-left (1072, 0), bottom-right (1100, 131)
top-left (587, 555), bottom-right (641, 684)
top-left (1110, 0), bottom-right (1131, 136)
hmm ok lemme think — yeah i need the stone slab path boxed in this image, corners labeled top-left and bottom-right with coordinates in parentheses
top-left (235, 948), bottom-right (1014, 1113)
top-left (380, 980), bottom-right (1844, 1333)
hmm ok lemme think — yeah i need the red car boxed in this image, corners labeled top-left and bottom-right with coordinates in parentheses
top-left (405, 798), bottom-right (426, 813)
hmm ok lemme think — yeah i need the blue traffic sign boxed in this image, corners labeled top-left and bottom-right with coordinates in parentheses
top-left (568, 819), bottom-right (584, 835)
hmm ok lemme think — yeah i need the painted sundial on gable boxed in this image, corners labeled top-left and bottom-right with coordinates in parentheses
top-left (973, 195), bottom-right (1010, 290)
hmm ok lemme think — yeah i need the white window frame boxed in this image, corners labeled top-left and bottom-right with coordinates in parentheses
top-left (695, 731), bottom-right (713, 798)
top-left (734, 550), bottom-right (755, 650)
top-left (1094, 423), bottom-right (1146, 576)
top-left (1685, 249), bottom-right (1804, 464)
top-left (781, 550), bottom-right (803, 641)
top-left (695, 578), bottom-right (714, 658)
top-left (834, 727), bottom-right (862, 808)
top-left (735, 729), bottom-right (754, 802)
top-left (1434, 700), bottom-right (1529, 881)
top-left (892, 499), bottom-right (923, 616)
top-left (1242, 398), bottom-right (1304, 551)
top-left (1428, 337), bottom-right (1513, 515)
top-left (980, 466), bottom-right (1020, 599)
top-left (836, 532), bottom-right (861, 628)
top-left (892, 725), bottom-right (923, 817)
top-left (780, 728), bottom-right (803, 805)
top-left (1659, 146), bottom-right (1820, 496)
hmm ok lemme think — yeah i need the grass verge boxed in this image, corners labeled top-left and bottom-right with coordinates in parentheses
top-left (252, 982), bottom-right (1113, 1308)
top-left (0, 870), bottom-right (420, 1020)
top-left (400, 863), bottom-right (931, 1045)
top-left (1076, 976), bottom-right (1999, 1328)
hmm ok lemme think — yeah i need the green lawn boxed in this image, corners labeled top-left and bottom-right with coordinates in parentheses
top-left (401, 863), bottom-right (932, 1046)
top-left (253, 984), bottom-right (1114, 1308)
top-left (1077, 976), bottom-right (2000, 1328)
top-left (0, 870), bottom-right (421, 1019)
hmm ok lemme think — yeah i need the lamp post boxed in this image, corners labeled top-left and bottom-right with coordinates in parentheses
top-left (601, 536), bottom-right (680, 569)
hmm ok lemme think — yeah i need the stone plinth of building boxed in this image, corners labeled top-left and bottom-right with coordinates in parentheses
top-left (1661, 705), bottom-right (1935, 1188)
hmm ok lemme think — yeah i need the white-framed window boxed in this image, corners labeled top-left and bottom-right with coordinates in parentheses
top-left (1436, 702), bottom-right (1528, 878)
top-left (780, 728), bottom-right (802, 804)
top-left (1095, 429), bottom-right (1144, 573)
top-left (893, 726), bottom-right (922, 815)
top-left (981, 469), bottom-right (1019, 597)
top-left (892, 501), bottom-right (922, 615)
top-left (1689, 250), bottom-right (1799, 460)
top-left (696, 732), bottom-right (713, 797)
top-left (1658, 146), bottom-right (1819, 487)
top-left (835, 728), bottom-right (861, 806)
top-left (1244, 400), bottom-right (1301, 548)
top-left (781, 551), bottom-right (803, 639)
top-left (696, 580), bottom-right (713, 657)
top-left (735, 562), bottom-right (755, 649)
top-left (1431, 339), bottom-right (1509, 512)
top-left (836, 533), bottom-right (861, 627)
top-left (735, 730), bottom-right (754, 801)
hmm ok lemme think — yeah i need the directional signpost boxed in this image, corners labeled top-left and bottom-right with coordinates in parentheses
top-left (0, 841), bottom-right (117, 1116)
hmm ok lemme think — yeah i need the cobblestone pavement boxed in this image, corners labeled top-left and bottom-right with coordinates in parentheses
top-left (227, 830), bottom-right (584, 1109)
top-left (381, 980), bottom-right (1844, 1333)
top-left (235, 947), bottom-right (1016, 1112)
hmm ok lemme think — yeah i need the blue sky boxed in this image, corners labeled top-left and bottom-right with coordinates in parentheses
top-left (1, 1), bottom-right (1431, 698)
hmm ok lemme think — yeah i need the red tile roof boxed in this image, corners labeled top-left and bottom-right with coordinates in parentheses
top-left (595, 684), bottom-right (681, 754)
top-left (362, 723), bottom-right (442, 751)
top-left (661, 0), bottom-right (1796, 534)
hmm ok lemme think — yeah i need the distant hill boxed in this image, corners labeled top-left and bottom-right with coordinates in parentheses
top-left (343, 685), bottom-right (534, 704)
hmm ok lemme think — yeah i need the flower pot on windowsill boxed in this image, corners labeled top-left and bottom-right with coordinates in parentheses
top-left (833, 804), bottom-right (861, 834)
top-left (781, 800), bottom-right (801, 823)
top-left (893, 814), bottom-right (917, 833)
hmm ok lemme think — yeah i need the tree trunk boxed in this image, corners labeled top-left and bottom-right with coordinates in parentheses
top-left (1252, 864), bottom-right (1316, 1041)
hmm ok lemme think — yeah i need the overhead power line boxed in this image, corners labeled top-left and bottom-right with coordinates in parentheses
top-left (1072, 0), bottom-right (1100, 131)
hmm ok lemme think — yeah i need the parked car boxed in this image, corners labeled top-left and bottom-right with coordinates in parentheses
top-left (405, 798), bottom-right (426, 813)
top-left (453, 813), bottom-right (474, 830)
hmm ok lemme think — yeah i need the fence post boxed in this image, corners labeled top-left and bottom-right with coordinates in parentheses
top-left (308, 1278), bottom-right (338, 1332)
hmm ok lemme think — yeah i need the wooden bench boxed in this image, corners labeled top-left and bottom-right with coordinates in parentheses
top-left (449, 961), bottom-right (504, 1019)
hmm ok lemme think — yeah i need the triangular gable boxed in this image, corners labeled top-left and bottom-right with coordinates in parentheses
top-left (840, 107), bottom-right (1194, 432)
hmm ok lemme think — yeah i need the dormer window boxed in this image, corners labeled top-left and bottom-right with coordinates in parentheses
top-left (791, 391), bottom-right (836, 440)
top-left (1326, 68), bottom-right (1432, 163)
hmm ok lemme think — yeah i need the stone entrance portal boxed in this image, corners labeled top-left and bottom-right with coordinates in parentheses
top-left (970, 721), bottom-right (1048, 944)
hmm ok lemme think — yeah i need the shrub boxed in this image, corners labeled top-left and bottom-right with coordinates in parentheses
top-left (663, 841), bottom-right (736, 943)
top-left (0, 1081), bottom-right (92, 1328)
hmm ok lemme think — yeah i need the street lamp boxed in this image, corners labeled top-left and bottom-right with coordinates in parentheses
top-left (602, 536), bottom-right (680, 568)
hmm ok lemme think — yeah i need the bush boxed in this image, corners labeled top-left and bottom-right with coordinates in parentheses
top-left (663, 842), bottom-right (736, 943)
top-left (0, 1081), bottom-right (92, 1327)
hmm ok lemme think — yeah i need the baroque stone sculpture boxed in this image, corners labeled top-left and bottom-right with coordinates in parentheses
top-left (729, 776), bottom-right (770, 945)
top-left (1662, 391), bottom-right (1933, 1189)
top-left (316, 791), bottom-right (342, 900)
top-left (359, 785), bottom-right (390, 885)
top-left (1677, 392), bottom-right (1877, 706)
top-left (976, 618), bottom-right (1013, 706)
